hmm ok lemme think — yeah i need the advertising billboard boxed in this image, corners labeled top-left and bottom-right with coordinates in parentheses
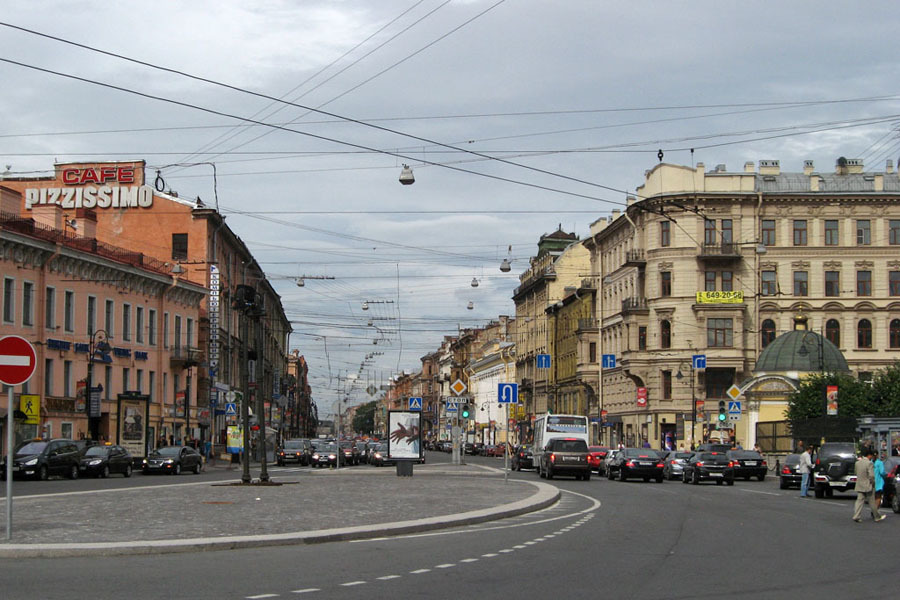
top-left (388, 411), bottom-right (422, 460)
top-left (116, 393), bottom-right (149, 459)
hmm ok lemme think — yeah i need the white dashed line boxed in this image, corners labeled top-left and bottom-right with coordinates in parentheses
top-left (499, 549), bottom-right (515, 553)
top-left (482, 553), bottom-right (499, 557)
top-left (410, 569), bottom-right (431, 574)
top-left (377, 575), bottom-right (401, 581)
top-left (545, 534), bottom-right (556, 538)
top-left (524, 541), bottom-right (537, 545)
top-left (341, 581), bottom-right (366, 587)
top-left (291, 589), bottom-right (320, 595)
top-left (435, 564), bottom-right (455, 569)
top-left (247, 595), bottom-right (279, 599)
top-left (460, 558), bottom-right (479, 563)
top-left (514, 545), bottom-right (527, 549)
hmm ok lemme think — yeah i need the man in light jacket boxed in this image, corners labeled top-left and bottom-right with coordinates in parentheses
top-left (853, 448), bottom-right (886, 522)
top-left (798, 445), bottom-right (814, 497)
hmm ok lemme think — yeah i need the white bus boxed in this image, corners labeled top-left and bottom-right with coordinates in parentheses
top-left (532, 414), bottom-right (590, 476)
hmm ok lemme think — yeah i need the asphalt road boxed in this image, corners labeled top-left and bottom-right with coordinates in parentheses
top-left (1, 451), bottom-right (894, 600)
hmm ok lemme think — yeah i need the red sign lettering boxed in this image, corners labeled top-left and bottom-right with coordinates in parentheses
top-left (61, 166), bottom-right (135, 185)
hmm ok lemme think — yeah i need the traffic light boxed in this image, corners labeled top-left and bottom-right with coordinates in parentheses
top-left (718, 400), bottom-right (727, 423)
top-left (461, 404), bottom-right (470, 419)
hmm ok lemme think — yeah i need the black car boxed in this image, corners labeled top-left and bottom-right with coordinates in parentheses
top-left (727, 450), bottom-right (768, 481)
top-left (277, 439), bottom-right (311, 466)
top-left (464, 442), bottom-right (475, 455)
top-left (80, 444), bottom-right (133, 478)
top-left (607, 448), bottom-right (665, 482)
top-left (813, 442), bottom-right (857, 498)
top-left (142, 445), bottom-right (203, 475)
top-left (511, 444), bottom-right (534, 470)
top-left (883, 457), bottom-right (900, 512)
top-left (1, 438), bottom-right (82, 480)
top-left (539, 438), bottom-right (591, 480)
top-left (369, 443), bottom-right (395, 467)
top-left (682, 452), bottom-right (734, 485)
top-left (662, 451), bottom-right (694, 481)
top-left (779, 453), bottom-right (802, 489)
top-left (310, 443), bottom-right (338, 468)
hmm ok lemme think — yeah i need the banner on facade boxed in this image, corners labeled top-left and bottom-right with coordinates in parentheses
top-left (695, 291), bottom-right (744, 304)
top-left (826, 385), bottom-right (838, 416)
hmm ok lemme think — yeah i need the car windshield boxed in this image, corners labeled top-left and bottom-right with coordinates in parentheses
top-left (317, 444), bottom-right (336, 452)
top-left (820, 444), bottom-right (856, 457)
top-left (730, 451), bottom-right (763, 459)
top-left (16, 441), bottom-right (48, 455)
top-left (623, 449), bottom-right (655, 458)
top-left (552, 440), bottom-right (587, 452)
top-left (154, 447), bottom-right (182, 457)
top-left (698, 453), bottom-right (728, 462)
top-left (84, 447), bottom-right (111, 457)
top-left (785, 454), bottom-right (801, 465)
top-left (283, 441), bottom-right (304, 449)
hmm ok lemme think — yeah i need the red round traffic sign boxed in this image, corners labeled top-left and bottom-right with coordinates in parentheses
top-left (0, 335), bottom-right (37, 386)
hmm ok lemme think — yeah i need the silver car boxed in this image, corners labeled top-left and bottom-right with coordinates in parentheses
top-left (663, 451), bottom-right (694, 480)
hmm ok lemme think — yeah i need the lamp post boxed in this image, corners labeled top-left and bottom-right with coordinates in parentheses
top-left (797, 326), bottom-right (826, 444)
top-left (87, 329), bottom-right (112, 441)
top-left (676, 362), bottom-right (696, 448)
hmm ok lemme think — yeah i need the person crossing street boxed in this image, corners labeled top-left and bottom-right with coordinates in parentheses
top-left (853, 448), bottom-right (886, 523)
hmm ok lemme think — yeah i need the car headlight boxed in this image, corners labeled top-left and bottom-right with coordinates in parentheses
top-left (164, 459), bottom-right (175, 464)
top-left (89, 459), bottom-right (102, 466)
top-left (142, 459), bottom-right (148, 465)
top-left (312, 453), bottom-right (320, 460)
top-left (25, 458), bottom-right (38, 466)
top-left (328, 454), bottom-right (336, 459)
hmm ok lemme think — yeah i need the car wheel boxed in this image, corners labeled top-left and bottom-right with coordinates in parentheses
top-left (716, 479), bottom-right (723, 485)
top-left (643, 477), bottom-right (650, 483)
top-left (584, 472), bottom-right (591, 481)
top-left (69, 465), bottom-right (79, 480)
top-left (726, 478), bottom-right (734, 486)
top-left (546, 466), bottom-right (553, 480)
top-left (619, 469), bottom-right (627, 482)
top-left (814, 485), bottom-right (825, 498)
top-left (682, 472), bottom-right (689, 484)
top-left (825, 487), bottom-right (834, 498)
top-left (277, 460), bottom-right (283, 466)
top-left (39, 465), bottom-right (49, 481)
top-left (892, 493), bottom-right (900, 514)
top-left (101, 465), bottom-right (110, 478)
top-left (656, 476), bottom-right (663, 483)
top-left (173, 463), bottom-right (181, 476)
top-left (758, 473), bottom-right (766, 482)
top-left (744, 476), bottom-right (750, 481)
top-left (779, 478), bottom-right (788, 489)
top-left (194, 462), bottom-right (202, 474)
top-left (692, 471), bottom-right (700, 485)
top-left (124, 464), bottom-right (132, 478)
top-left (607, 468), bottom-right (614, 480)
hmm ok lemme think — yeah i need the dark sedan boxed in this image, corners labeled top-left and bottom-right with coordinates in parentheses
top-left (277, 439), bottom-right (311, 466)
top-left (142, 446), bottom-right (202, 475)
top-left (80, 444), bottom-right (133, 478)
top-left (779, 453), bottom-right (802, 489)
top-left (369, 444), bottom-right (395, 467)
top-left (727, 450), bottom-right (767, 481)
top-left (607, 448), bottom-right (664, 482)
top-left (310, 444), bottom-right (338, 468)
top-left (512, 444), bottom-right (533, 470)
top-left (682, 452), bottom-right (734, 485)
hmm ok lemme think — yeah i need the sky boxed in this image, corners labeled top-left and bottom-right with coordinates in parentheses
top-left (1, 1), bottom-right (899, 418)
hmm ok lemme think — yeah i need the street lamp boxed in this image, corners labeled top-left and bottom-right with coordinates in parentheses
top-left (676, 363), bottom-right (697, 448)
top-left (87, 329), bottom-right (112, 441)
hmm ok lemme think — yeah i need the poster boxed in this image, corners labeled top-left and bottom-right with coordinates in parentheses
top-left (826, 385), bottom-right (838, 416)
top-left (388, 411), bottom-right (422, 459)
top-left (116, 394), bottom-right (148, 459)
top-left (227, 425), bottom-right (243, 454)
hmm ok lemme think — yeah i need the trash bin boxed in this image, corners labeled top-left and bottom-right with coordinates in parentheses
top-left (396, 460), bottom-right (413, 477)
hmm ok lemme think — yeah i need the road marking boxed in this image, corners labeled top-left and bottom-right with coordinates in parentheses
top-left (523, 541), bottom-right (537, 545)
top-left (291, 590), bottom-right (320, 594)
top-left (340, 581), bottom-right (366, 587)
top-left (247, 595), bottom-right (279, 599)
top-left (482, 553), bottom-right (498, 557)
top-left (545, 534), bottom-right (556, 538)
top-left (459, 558), bottom-right (479, 563)
top-left (499, 548), bottom-right (514, 553)
top-left (410, 569), bottom-right (431, 574)
top-left (513, 545), bottom-right (527, 549)
top-left (435, 564), bottom-right (455, 569)
top-left (377, 575), bottom-right (401, 581)
top-left (739, 488), bottom-right (781, 497)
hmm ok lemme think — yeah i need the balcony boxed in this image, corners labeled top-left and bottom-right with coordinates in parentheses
top-left (577, 318), bottom-right (599, 332)
top-left (170, 346), bottom-right (203, 368)
top-left (624, 249), bottom-right (646, 267)
top-left (621, 297), bottom-right (649, 314)
top-left (698, 242), bottom-right (741, 262)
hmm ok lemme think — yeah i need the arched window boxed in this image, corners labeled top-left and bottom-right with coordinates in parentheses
top-left (857, 319), bottom-right (872, 349)
top-left (761, 319), bottom-right (776, 348)
top-left (825, 319), bottom-right (841, 347)
top-left (891, 319), bottom-right (900, 349)
top-left (660, 320), bottom-right (671, 349)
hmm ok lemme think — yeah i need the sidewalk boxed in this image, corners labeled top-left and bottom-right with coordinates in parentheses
top-left (0, 463), bottom-right (558, 557)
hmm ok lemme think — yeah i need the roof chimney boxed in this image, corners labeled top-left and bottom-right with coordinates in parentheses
top-left (803, 160), bottom-right (814, 175)
top-left (744, 161), bottom-right (755, 173)
top-left (626, 195), bottom-right (635, 205)
top-left (759, 160), bottom-right (780, 175)
top-left (886, 159), bottom-right (895, 175)
top-left (611, 209), bottom-right (621, 220)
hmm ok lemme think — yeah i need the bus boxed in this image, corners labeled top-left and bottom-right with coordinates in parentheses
top-left (532, 414), bottom-right (590, 476)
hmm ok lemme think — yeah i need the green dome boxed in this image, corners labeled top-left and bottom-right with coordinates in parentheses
top-left (754, 329), bottom-right (849, 374)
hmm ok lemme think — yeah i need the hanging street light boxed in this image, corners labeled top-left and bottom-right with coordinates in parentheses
top-left (399, 164), bottom-right (415, 185)
top-left (467, 301), bottom-right (474, 310)
top-left (471, 277), bottom-right (479, 288)
top-left (499, 258), bottom-right (511, 273)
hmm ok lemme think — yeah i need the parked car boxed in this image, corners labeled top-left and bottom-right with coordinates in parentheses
top-left (369, 443), bottom-right (395, 467)
top-left (662, 451), bottom-right (694, 481)
top-left (310, 443), bottom-right (338, 468)
top-left (538, 438), bottom-right (591, 481)
top-left (80, 444), bottom-right (133, 478)
top-left (813, 442), bottom-right (858, 498)
top-left (696, 443), bottom-right (732, 453)
top-left (607, 448), bottom-right (664, 482)
top-left (483, 444), bottom-right (504, 457)
top-left (682, 452), bottom-right (734, 485)
top-left (599, 450), bottom-right (620, 477)
top-left (587, 446), bottom-right (610, 472)
top-left (277, 439), bottom-right (312, 466)
top-left (472, 442), bottom-right (485, 456)
top-left (727, 450), bottom-right (768, 481)
top-left (883, 457), bottom-right (900, 512)
top-left (0, 438), bottom-right (82, 480)
top-left (463, 442), bottom-right (475, 455)
top-left (779, 453), bottom-right (802, 489)
top-left (438, 441), bottom-right (452, 453)
top-left (512, 444), bottom-right (533, 470)
top-left (142, 445), bottom-right (202, 475)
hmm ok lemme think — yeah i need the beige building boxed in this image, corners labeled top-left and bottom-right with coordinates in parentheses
top-left (585, 157), bottom-right (900, 449)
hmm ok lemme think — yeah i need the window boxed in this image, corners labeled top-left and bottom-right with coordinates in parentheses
top-left (660, 272), bottom-right (672, 297)
top-left (891, 220), bottom-right (900, 245)
top-left (793, 220), bottom-right (807, 246)
top-left (589, 342), bottom-right (596, 364)
top-left (638, 326), bottom-right (647, 350)
top-left (149, 371), bottom-right (156, 402)
top-left (891, 319), bottom-right (900, 349)
top-left (660, 320), bottom-right (671, 349)
top-left (61, 422), bottom-right (73, 440)
top-left (825, 271), bottom-right (840, 297)
top-left (826, 319), bottom-right (841, 347)
top-left (136, 369), bottom-right (144, 393)
top-left (187, 317), bottom-right (194, 347)
top-left (721, 271), bottom-right (733, 292)
top-left (174, 315), bottom-right (183, 350)
top-left (824, 220), bottom-right (839, 246)
top-left (662, 370), bottom-right (672, 400)
top-left (122, 303), bottom-right (131, 341)
top-left (660, 221), bottom-right (671, 247)
top-left (761, 219), bottom-right (776, 246)
top-left (793, 271), bottom-right (808, 296)
top-left (761, 271), bottom-right (777, 296)
top-left (105, 299), bottom-right (114, 337)
top-left (857, 271), bottom-right (872, 296)
top-left (856, 220), bottom-right (871, 245)
top-left (858, 319), bottom-right (872, 349)
top-left (105, 366), bottom-right (112, 401)
top-left (64, 290), bottom-right (74, 332)
top-left (163, 372), bottom-right (168, 403)
top-left (136, 307), bottom-right (144, 344)
top-left (3, 277), bottom-right (14, 323)
top-left (63, 360), bottom-right (72, 397)
top-left (45, 286), bottom-right (55, 329)
top-left (705, 271), bottom-right (716, 292)
top-left (44, 358), bottom-right (53, 396)
top-left (891, 272), bottom-right (900, 297)
top-left (22, 281), bottom-right (34, 326)
top-left (149, 309), bottom-right (157, 345)
top-left (172, 233), bottom-right (188, 261)
top-left (163, 313), bottom-right (170, 348)
top-left (761, 319), bottom-right (776, 348)
top-left (123, 368), bottom-right (130, 393)
top-left (720, 220), bottom-right (733, 244)
top-left (704, 220), bottom-right (717, 245)
top-left (707, 318), bottom-right (733, 348)
top-left (87, 296), bottom-right (96, 335)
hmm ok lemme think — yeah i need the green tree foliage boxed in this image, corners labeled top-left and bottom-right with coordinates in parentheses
top-left (352, 400), bottom-right (376, 435)
top-left (787, 362), bottom-right (900, 422)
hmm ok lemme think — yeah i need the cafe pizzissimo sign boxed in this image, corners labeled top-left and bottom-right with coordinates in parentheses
top-left (23, 166), bottom-right (154, 210)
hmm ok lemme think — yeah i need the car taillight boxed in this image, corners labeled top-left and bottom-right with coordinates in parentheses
top-left (815, 458), bottom-right (820, 465)
top-left (761, 460), bottom-right (767, 466)
top-left (781, 467), bottom-right (791, 474)
top-left (695, 462), bottom-right (704, 467)
top-left (550, 453), bottom-right (556, 463)
top-left (626, 460), bottom-right (636, 467)
top-left (727, 461), bottom-right (735, 467)
top-left (670, 460), bottom-right (677, 465)
top-left (656, 463), bottom-right (664, 468)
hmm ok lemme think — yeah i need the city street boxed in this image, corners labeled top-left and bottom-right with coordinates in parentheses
top-left (0, 451), bottom-right (894, 600)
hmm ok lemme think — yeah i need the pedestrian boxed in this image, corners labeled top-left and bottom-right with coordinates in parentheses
top-left (796, 439), bottom-right (805, 454)
top-left (798, 445), bottom-right (814, 498)
top-left (753, 443), bottom-right (761, 453)
top-left (874, 451), bottom-right (886, 508)
top-left (853, 448), bottom-right (886, 522)
top-left (679, 443), bottom-right (685, 452)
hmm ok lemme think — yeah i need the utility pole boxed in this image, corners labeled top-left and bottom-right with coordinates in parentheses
top-left (240, 304), bottom-right (251, 484)
top-left (256, 309), bottom-right (269, 482)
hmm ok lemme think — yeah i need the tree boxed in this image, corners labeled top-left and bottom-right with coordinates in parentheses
top-left (786, 372), bottom-right (872, 422)
top-left (352, 401), bottom-right (376, 435)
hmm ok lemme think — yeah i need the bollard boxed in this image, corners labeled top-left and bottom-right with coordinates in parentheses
top-left (396, 461), bottom-right (413, 477)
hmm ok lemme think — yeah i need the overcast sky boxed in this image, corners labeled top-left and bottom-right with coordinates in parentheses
top-left (2, 1), bottom-right (899, 417)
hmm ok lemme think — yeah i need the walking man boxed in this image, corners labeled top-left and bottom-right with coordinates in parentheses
top-left (799, 445), bottom-right (814, 497)
top-left (853, 448), bottom-right (886, 522)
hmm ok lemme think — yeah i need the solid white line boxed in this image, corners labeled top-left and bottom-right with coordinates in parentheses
top-left (377, 575), bottom-right (401, 581)
top-left (410, 569), bottom-right (431, 574)
top-left (340, 581), bottom-right (365, 587)
top-left (291, 590), bottom-right (320, 595)
top-left (739, 489), bottom-right (781, 497)
top-left (435, 563), bottom-right (455, 569)
top-left (459, 558), bottom-right (479, 563)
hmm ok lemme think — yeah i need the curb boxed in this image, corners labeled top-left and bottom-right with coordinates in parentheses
top-left (0, 476), bottom-right (559, 558)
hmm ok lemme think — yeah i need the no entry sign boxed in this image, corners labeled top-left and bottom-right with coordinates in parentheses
top-left (0, 335), bottom-right (37, 386)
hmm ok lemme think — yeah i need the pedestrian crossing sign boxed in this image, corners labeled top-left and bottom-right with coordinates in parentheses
top-left (20, 394), bottom-right (40, 425)
top-left (408, 397), bottom-right (423, 411)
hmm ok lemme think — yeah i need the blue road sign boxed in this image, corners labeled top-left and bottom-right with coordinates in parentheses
top-left (602, 354), bottom-right (616, 369)
top-left (225, 402), bottom-right (237, 416)
top-left (728, 401), bottom-right (742, 414)
top-left (445, 400), bottom-right (458, 412)
top-left (692, 354), bottom-right (707, 369)
top-left (536, 354), bottom-right (551, 369)
top-left (408, 397), bottom-right (423, 411)
top-left (498, 383), bottom-right (518, 403)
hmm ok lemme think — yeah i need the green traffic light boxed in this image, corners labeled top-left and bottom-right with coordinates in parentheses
top-left (718, 412), bottom-right (726, 421)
